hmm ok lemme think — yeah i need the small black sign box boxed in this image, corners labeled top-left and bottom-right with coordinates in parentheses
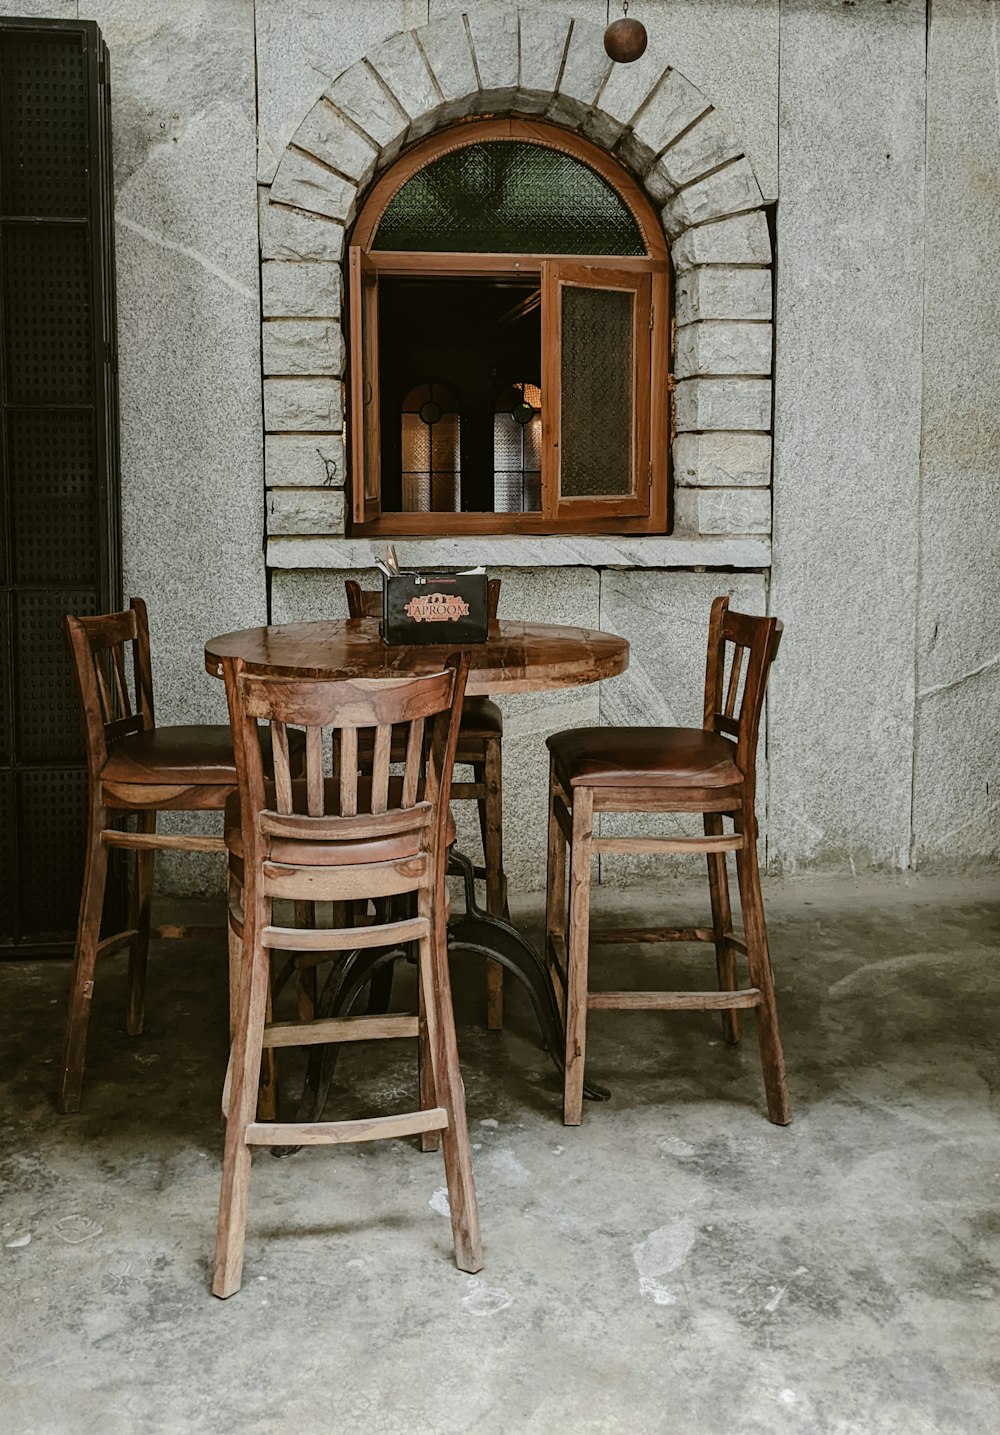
top-left (381, 571), bottom-right (489, 645)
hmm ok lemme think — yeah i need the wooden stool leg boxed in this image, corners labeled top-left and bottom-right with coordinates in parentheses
top-left (544, 758), bottom-right (567, 1020)
top-left (481, 738), bottom-right (506, 1031)
top-left (704, 812), bottom-right (740, 1045)
top-left (58, 807), bottom-right (109, 1114)
top-left (213, 899), bottom-right (270, 1299)
top-left (418, 949), bottom-right (441, 1154)
top-left (256, 962), bottom-right (279, 1123)
top-left (563, 787), bottom-right (594, 1126)
top-left (734, 808), bottom-right (791, 1126)
top-left (417, 886), bottom-right (482, 1273)
top-left (126, 811), bottom-right (156, 1037)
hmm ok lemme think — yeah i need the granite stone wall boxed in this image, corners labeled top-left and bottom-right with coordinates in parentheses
top-left (10, 0), bottom-right (993, 891)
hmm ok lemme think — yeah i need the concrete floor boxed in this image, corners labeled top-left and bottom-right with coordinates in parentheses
top-left (1, 872), bottom-right (998, 1435)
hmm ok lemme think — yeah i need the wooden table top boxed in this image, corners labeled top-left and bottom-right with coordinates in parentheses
top-left (205, 618), bottom-right (628, 697)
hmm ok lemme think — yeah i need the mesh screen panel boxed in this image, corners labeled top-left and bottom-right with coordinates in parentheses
top-left (0, 34), bottom-right (89, 217)
top-left (14, 588), bottom-right (95, 762)
top-left (17, 767), bottom-right (87, 935)
top-left (0, 593), bottom-right (9, 763)
top-left (9, 410), bottom-right (96, 584)
top-left (559, 285), bottom-right (633, 497)
top-left (0, 21), bottom-right (120, 949)
top-left (4, 223), bottom-right (93, 404)
top-left (0, 771), bottom-right (13, 935)
top-left (374, 141), bottom-right (646, 255)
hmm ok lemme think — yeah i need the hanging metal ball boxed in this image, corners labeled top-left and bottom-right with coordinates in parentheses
top-left (604, 16), bottom-right (648, 64)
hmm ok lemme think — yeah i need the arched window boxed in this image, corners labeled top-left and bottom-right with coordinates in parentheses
top-left (349, 120), bottom-right (670, 536)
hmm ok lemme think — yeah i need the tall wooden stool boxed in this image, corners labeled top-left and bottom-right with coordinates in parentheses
top-left (345, 577), bottom-right (507, 1029)
top-left (544, 596), bottom-right (790, 1127)
top-left (60, 598), bottom-right (240, 1114)
top-left (214, 652), bottom-right (482, 1298)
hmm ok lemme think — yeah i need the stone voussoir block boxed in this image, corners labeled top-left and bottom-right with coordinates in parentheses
top-left (262, 261), bottom-right (342, 319)
top-left (674, 377), bottom-right (771, 433)
top-left (368, 29), bottom-right (440, 124)
top-left (415, 14), bottom-right (478, 107)
top-left (262, 319), bottom-right (345, 378)
top-left (675, 266), bottom-right (772, 324)
top-left (620, 68), bottom-right (710, 173)
top-left (675, 320), bottom-right (772, 379)
top-left (291, 101), bottom-right (380, 186)
top-left (266, 434), bottom-right (345, 489)
top-left (661, 157), bottom-right (764, 239)
top-left (672, 211), bottom-right (772, 272)
top-left (466, 7), bottom-right (518, 101)
top-left (517, 11), bottom-right (572, 113)
top-left (582, 47), bottom-right (667, 149)
top-left (269, 148), bottom-right (358, 223)
top-left (657, 110), bottom-right (742, 190)
top-left (267, 487), bottom-right (345, 537)
top-left (263, 378), bottom-right (343, 433)
top-left (673, 432), bottom-right (772, 488)
top-left (552, 18), bottom-right (610, 113)
top-left (325, 61), bottom-right (408, 153)
top-left (258, 190), bottom-right (344, 262)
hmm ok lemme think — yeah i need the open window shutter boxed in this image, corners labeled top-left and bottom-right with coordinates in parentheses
top-left (541, 262), bottom-right (651, 520)
top-left (348, 248), bottom-right (381, 524)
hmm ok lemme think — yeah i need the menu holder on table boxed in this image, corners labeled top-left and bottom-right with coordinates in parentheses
top-left (375, 549), bottom-right (489, 645)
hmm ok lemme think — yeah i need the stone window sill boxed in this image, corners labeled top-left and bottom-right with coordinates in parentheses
top-left (266, 534), bottom-right (771, 571)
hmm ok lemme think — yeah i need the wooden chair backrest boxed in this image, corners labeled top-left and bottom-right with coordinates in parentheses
top-left (64, 596), bottom-right (155, 777)
top-left (703, 596), bottom-right (782, 777)
top-left (223, 652), bottom-right (470, 867)
top-left (345, 577), bottom-right (501, 623)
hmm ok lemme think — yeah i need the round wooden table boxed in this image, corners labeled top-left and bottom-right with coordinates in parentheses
top-left (204, 616), bottom-right (628, 1109)
top-left (204, 617), bottom-right (629, 695)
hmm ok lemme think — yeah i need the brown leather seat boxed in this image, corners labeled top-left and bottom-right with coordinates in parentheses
top-left (225, 776), bottom-right (457, 867)
top-left (547, 726), bottom-right (743, 790)
top-left (458, 696), bottom-right (502, 738)
top-left (102, 725), bottom-right (300, 786)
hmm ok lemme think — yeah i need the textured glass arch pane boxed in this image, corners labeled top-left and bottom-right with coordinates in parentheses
top-left (560, 286), bottom-right (633, 497)
top-left (374, 141), bottom-right (646, 256)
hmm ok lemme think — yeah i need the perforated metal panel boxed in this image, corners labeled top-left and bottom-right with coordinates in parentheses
top-left (17, 767), bottom-right (88, 936)
top-left (0, 20), bottom-right (120, 954)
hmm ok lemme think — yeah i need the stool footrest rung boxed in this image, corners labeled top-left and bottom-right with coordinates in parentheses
top-left (94, 928), bottom-right (140, 959)
top-left (245, 1107), bottom-right (448, 1146)
top-left (261, 1014), bottom-right (419, 1048)
top-left (591, 926), bottom-right (716, 945)
top-left (587, 988), bottom-right (761, 1011)
top-left (592, 834), bottom-right (743, 856)
top-left (103, 830), bottom-right (226, 853)
top-left (263, 915), bottom-right (427, 952)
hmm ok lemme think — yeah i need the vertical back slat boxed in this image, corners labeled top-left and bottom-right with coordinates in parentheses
top-left (94, 655), bottom-right (114, 724)
top-left (272, 721), bottom-right (293, 814)
top-left (371, 724), bottom-right (392, 815)
top-left (339, 727), bottom-right (358, 816)
top-left (401, 717), bottom-right (424, 808)
top-left (305, 727), bottom-right (324, 816)
top-left (724, 644), bottom-right (745, 719)
top-left (111, 643), bottom-right (131, 716)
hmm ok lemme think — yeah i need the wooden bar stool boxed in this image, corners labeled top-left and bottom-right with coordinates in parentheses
top-left (544, 596), bottom-right (790, 1127)
top-left (213, 651), bottom-right (482, 1298)
top-left (59, 598), bottom-right (242, 1114)
top-left (345, 578), bottom-right (508, 1029)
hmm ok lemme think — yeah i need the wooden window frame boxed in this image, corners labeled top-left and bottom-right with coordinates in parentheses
top-left (347, 119), bottom-right (671, 539)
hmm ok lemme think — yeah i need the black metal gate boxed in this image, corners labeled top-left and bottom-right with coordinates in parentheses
top-left (0, 19), bottom-right (121, 955)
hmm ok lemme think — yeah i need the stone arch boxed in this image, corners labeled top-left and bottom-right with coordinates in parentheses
top-left (261, 7), bottom-right (773, 544)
